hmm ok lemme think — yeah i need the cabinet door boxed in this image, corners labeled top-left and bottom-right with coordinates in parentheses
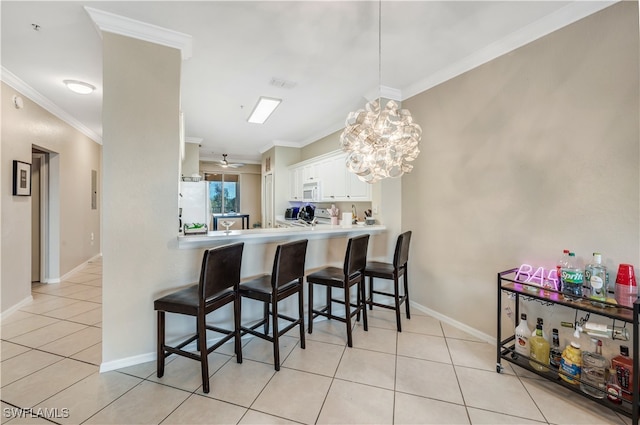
top-left (302, 163), bottom-right (318, 183)
top-left (316, 159), bottom-right (333, 201)
top-left (346, 170), bottom-right (371, 201)
top-left (288, 167), bottom-right (302, 201)
top-left (330, 156), bottom-right (348, 201)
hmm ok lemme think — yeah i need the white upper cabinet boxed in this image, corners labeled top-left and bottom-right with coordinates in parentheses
top-left (289, 151), bottom-right (372, 203)
top-left (288, 167), bottom-right (303, 201)
top-left (302, 163), bottom-right (319, 183)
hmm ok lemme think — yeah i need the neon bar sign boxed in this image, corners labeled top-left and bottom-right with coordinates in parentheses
top-left (515, 264), bottom-right (560, 291)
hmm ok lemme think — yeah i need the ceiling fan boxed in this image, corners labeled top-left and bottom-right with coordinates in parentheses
top-left (219, 154), bottom-right (244, 168)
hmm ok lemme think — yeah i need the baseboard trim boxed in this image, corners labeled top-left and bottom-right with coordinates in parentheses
top-left (410, 301), bottom-right (495, 345)
top-left (100, 351), bottom-right (156, 373)
top-left (0, 295), bottom-right (34, 322)
top-left (59, 253), bottom-right (103, 282)
top-left (100, 301), bottom-right (494, 373)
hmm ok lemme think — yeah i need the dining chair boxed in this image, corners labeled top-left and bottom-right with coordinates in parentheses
top-left (238, 239), bottom-right (308, 370)
top-left (154, 242), bottom-right (244, 393)
top-left (307, 234), bottom-right (370, 347)
top-left (364, 231), bottom-right (412, 331)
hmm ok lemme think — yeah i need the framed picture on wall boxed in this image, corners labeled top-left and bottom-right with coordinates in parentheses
top-left (12, 160), bottom-right (31, 196)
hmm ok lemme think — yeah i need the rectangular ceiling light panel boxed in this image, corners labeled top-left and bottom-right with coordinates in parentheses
top-left (247, 96), bottom-right (282, 124)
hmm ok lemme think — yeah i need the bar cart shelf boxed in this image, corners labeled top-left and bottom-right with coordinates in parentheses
top-left (497, 268), bottom-right (639, 424)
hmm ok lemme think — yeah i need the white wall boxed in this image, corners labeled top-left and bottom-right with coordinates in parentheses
top-left (402, 2), bottom-right (639, 338)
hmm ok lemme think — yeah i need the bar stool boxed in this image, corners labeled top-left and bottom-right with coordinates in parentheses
top-left (154, 242), bottom-right (244, 394)
top-left (307, 234), bottom-right (370, 347)
top-left (364, 231), bottom-right (412, 332)
top-left (238, 239), bottom-right (308, 370)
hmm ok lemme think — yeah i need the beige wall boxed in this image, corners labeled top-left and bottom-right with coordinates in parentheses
top-left (402, 1), bottom-right (639, 338)
top-left (1, 82), bottom-right (101, 313)
top-left (300, 130), bottom-right (341, 161)
top-left (101, 33), bottom-right (189, 364)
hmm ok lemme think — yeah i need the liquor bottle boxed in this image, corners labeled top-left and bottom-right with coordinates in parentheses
top-left (556, 249), bottom-right (571, 292)
top-left (531, 317), bottom-right (548, 342)
top-left (562, 252), bottom-right (583, 299)
top-left (611, 345), bottom-right (633, 401)
top-left (514, 313), bottom-right (531, 358)
top-left (529, 324), bottom-right (550, 372)
top-left (606, 368), bottom-right (623, 404)
top-left (549, 328), bottom-right (562, 368)
top-left (585, 252), bottom-right (607, 306)
top-left (581, 339), bottom-right (607, 398)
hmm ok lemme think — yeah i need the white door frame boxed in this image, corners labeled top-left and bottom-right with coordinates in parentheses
top-left (33, 148), bottom-right (60, 283)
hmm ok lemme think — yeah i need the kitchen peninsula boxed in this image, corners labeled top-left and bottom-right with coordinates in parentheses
top-left (178, 223), bottom-right (386, 249)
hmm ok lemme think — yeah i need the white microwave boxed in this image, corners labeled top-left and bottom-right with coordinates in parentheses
top-left (302, 181), bottom-right (321, 202)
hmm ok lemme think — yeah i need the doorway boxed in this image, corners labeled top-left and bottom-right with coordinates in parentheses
top-left (31, 151), bottom-right (45, 282)
top-left (31, 146), bottom-right (60, 284)
top-left (263, 173), bottom-right (273, 228)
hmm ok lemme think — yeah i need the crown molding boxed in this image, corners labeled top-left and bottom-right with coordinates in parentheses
top-left (402, 0), bottom-right (618, 100)
top-left (84, 6), bottom-right (193, 60)
top-left (1, 67), bottom-right (102, 144)
top-left (185, 137), bottom-right (203, 144)
top-left (258, 140), bottom-right (304, 154)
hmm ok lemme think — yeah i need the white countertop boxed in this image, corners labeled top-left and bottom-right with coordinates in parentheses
top-left (177, 224), bottom-right (386, 248)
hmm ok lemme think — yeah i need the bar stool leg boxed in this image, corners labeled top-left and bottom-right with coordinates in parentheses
top-left (263, 302), bottom-right (270, 335)
top-left (272, 297), bottom-right (280, 371)
top-left (360, 276), bottom-right (368, 331)
top-left (394, 274), bottom-right (402, 332)
top-left (345, 284), bottom-right (353, 347)
top-left (198, 313), bottom-right (210, 393)
top-left (368, 276), bottom-right (374, 310)
top-left (235, 295), bottom-right (243, 364)
top-left (404, 270), bottom-right (411, 319)
top-left (157, 311), bottom-right (165, 378)
top-left (298, 282), bottom-right (306, 348)
top-left (308, 282), bottom-right (314, 334)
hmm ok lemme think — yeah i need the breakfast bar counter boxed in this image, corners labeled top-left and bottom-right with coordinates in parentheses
top-left (177, 224), bottom-right (386, 249)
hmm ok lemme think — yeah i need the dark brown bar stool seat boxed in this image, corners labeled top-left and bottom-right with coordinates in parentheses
top-left (238, 239), bottom-right (308, 370)
top-left (307, 234), bottom-right (370, 347)
top-left (364, 231), bottom-right (412, 332)
top-left (154, 242), bottom-right (244, 394)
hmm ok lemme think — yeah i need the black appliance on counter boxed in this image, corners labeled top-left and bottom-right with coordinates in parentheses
top-left (297, 205), bottom-right (315, 222)
top-left (284, 207), bottom-right (300, 220)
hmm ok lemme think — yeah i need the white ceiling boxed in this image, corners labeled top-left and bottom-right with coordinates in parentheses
top-left (1, 1), bottom-right (616, 164)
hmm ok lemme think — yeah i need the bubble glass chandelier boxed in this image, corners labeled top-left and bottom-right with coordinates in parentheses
top-left (339, 2), bottom-right (422, 184)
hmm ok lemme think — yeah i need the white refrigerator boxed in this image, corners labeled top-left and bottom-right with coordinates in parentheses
top-left (179, 181), bottom-right (209, 226)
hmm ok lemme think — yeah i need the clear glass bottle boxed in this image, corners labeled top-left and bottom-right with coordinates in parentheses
top-left (556, 249), bottom-right (571, 292)
top-left (606, 367), bottom-right (623, 404)
top-left (562, 252), bottom-right (583, 300)
top-left (581, 339), bottom-right (607, 398)
top-left (514, 313), bottom-right (531, 358)
top-left (585, 252), bottom-right (607, 306)
top-left (549, 328), bottom-right (562, 369)
top-left (529, 324), bottom-right (550, 372)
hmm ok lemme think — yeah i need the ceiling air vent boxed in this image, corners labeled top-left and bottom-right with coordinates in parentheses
top-left (269, 78), bottom-right (296, 89)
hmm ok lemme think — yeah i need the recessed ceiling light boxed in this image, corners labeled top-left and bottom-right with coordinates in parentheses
top-left (247, 96), bottom-right (281, 124)
top-left (63, 79), bottom-right (96, 95)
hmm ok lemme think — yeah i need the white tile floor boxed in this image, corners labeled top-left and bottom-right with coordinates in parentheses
top-left (0, 258), bottom-right (632, 424)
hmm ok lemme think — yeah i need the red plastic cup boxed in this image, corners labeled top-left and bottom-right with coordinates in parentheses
top-left (616, 264), bottom-right (637, 286)
top-left (615, 264), bottom-right (637, 307)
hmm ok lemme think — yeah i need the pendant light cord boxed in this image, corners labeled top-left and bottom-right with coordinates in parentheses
top-left (378, 0), bottom-right (382, 102)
